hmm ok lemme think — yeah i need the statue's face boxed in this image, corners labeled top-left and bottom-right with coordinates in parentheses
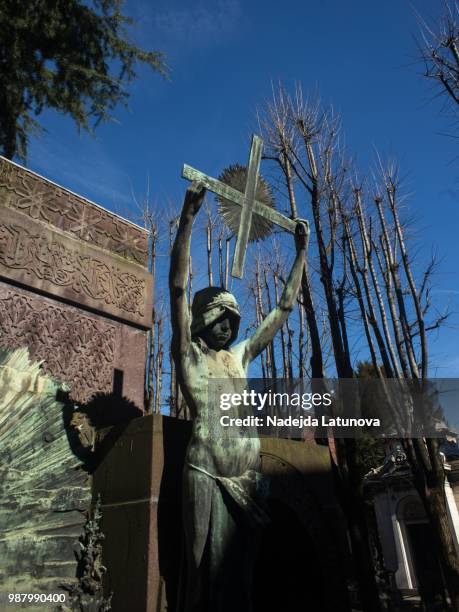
top-left (200, 314), bottom-right (234, 350)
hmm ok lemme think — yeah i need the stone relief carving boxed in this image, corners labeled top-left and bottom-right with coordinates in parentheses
top-left (0, 222), bottom-right (145, 317)
top-left (0, 159), bottom-right (148, 266)
top-left (0, 291), bottom-right (116, 403)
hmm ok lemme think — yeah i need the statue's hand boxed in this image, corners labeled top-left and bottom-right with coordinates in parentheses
top-left (294, 219), bottom-right (309, 252)
top-left (184, 181), bottom-right (206, 216)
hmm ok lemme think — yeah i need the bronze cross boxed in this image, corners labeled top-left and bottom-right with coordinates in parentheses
top-left (182, 133), bottom-right (297, 279)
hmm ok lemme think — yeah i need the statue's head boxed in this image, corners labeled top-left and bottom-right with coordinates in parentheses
top-left (191, 287), bottom-right (240, 350)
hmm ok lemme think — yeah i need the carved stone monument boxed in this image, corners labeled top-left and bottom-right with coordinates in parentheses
top-left (0, 156), bottom-right (153, 604)
top-left (0, 156), bottom-right (152, 405)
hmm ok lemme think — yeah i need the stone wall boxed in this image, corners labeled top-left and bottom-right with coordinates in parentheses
top-left (0, 157), bottom-right (153, 605)
top-left (0, 156), bottom-right (152, 406)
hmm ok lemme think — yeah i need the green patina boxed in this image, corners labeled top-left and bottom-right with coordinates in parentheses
top-left (169, 182), bottom-right (308, 611)
top-left (0, 346), bottom-right (92, 609)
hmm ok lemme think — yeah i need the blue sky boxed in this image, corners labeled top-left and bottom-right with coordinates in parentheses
top-left (24, 0), bottom-right (459, 375)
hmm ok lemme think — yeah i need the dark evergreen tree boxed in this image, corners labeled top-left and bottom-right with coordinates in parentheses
top-left (0, 0), bottom-right (166, 160)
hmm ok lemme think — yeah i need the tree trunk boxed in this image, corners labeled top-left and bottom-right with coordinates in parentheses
top-left (154, 317), bottom-right (163, 414)
top-left (218, 236), bottom-right (224, 287)
top-left (264, 268), bottom-right (277, 379)
top-left (207, 221), bottom-right (213, 285)
top-left (273, 270), bottom-right (289, 378)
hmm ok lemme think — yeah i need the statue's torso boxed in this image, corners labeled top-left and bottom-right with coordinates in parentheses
top-left (179, 340), bottom-right (260, 477)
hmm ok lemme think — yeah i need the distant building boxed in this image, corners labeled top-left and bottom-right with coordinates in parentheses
top-left (365, 432), bottom-right (459, 606)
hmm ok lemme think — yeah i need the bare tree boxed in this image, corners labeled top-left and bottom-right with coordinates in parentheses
top-left (272, 268), bottom-right (289, 378)
top-left (259, 87), bottom-right (378, 610)
top-left (154, 304), bottom-right (165, 414)
top-left (369, 164), bottom-right (458, 607)
top-left (143, 206), bottom-right (159, 414)
top-left (133, 179), bottom-right (162, 415)
top-left (259, 83), bottom-right (456, 610)
top-left (206, 210), bottom-right (214, 286)
top-left (417, 2), bottom-right (459, 130)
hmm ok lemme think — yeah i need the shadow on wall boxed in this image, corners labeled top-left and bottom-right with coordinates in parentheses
top-left (62, 389), bottom-right (143, 473)
top-left (253, 498), bottom-right (325, 612)
top-left (157, 417), bottom-right (192, 612)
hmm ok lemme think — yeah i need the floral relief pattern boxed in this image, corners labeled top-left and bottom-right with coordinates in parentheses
top-left (0, 159), bottom-right (149, 266)
top-left (0, 291), bottom-right (116, 403)
top-left (0, 222), bottom-right (145, 316)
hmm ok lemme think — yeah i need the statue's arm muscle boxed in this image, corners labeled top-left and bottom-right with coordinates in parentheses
top-left (244, 243), bottom-right (306, 365)
top-left (169, 182), bottom-right (206, 358)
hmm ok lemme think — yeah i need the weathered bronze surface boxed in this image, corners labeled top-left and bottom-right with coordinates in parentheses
top-left (169, 182), bottom-right (308, 611)
top-left (182, 133), bottom-right (301, 278)
top-left (0, 347), bottom-right (92, 607)
top-left (216, 164), bottom-right (275, 242)
top-left (181, 165), bottom-right (297, 234)
top-left (231, 134), bottom-right (263, 277)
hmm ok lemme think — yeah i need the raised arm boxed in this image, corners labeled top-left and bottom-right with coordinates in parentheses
top-left (243, 221), bottom-right (309, 364)
top-left (169, 182), bottom-right (206, 359)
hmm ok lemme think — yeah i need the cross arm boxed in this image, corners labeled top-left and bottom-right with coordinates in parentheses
top-left (182, 164), bottom-right (297, 235)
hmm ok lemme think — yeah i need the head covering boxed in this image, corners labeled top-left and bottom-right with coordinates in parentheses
top-left (191, 287), bottom-right (240, 345)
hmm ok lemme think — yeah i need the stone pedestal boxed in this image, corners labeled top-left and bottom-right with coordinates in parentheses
top-left (94, 415), bottom-right (349, 612)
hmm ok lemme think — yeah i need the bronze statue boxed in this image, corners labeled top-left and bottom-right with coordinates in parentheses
top-left (169, 181), bottom-right (307, 612)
